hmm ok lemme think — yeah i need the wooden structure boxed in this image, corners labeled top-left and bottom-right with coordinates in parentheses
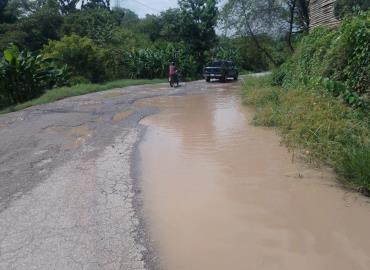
top-left (309, 0), bottom-right (340, 29)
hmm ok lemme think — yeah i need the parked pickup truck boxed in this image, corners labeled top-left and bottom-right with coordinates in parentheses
top-left (203, 60), bottom-right (239, 82)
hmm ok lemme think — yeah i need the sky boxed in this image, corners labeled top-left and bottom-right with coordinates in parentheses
top-left (116, 0), bottom-right (178, 17)
top-left (115, 0), bottom-right (226, 18)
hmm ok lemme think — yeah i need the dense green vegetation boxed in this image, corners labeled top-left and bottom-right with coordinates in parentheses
top-left (0, 0), bottom-right (220, 108)
top-left (244, 12), bottom-right (370, 193)
top-left (0, 0), bottom-right (298, 110)
top-left (272, 11), bottom-right (369, 107)
top-left (335, 0), bottom-right (370, 18)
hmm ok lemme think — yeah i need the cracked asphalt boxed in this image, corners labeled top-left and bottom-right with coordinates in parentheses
top-left (0, 79), bottom-right (239, 269)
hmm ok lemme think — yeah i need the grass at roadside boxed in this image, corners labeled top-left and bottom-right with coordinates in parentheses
top-left (242, 75), bottom-right (370, 194)
top-left (240, 70), bottom-right (252, 75)
top-left (0, 79), bottom-right (165, 114)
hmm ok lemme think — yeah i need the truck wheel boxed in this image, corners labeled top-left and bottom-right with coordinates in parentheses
top-left (206, 77), bottom-right (211, 82)
top-left (234, 76), bottom-right (238, 81)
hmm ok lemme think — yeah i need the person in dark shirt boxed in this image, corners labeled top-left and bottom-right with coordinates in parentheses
top-left (169, 62), bottom-right (177, 83)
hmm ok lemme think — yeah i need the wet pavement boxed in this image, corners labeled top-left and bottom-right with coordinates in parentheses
top-left (0, 76), bottom-right (370, 269)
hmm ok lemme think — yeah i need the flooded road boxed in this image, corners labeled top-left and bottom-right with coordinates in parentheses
top-left (139, 88), bottom-right (370, 270)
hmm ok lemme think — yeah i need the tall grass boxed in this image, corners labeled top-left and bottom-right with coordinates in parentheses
top-left (1, 79), bottom-right (165, 114)
top-left (243, 75), bottom-right (370, 193)
top-left (339, 146), bottom-right (370, 193)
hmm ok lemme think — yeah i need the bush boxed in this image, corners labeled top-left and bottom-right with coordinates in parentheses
top-left (339, 144), bottom-right (370, 192)
top-left (272, 11), bottom-right (370, 107)
top-left (0, 44), bottom-right (68, 107)
top-left (42, 35), bottom-right (106, 83)
top-left (68, 75), bottom-right (91, 85)
top-left (0, 24), bottom-right (27, 51)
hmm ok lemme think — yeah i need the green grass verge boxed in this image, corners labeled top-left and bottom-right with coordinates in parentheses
top-left (240, 70), bottom-right (253, 75)
top-left (1, 79), bottom-right (165, 114)
top-left (242, 75), bottom-right (370, 194)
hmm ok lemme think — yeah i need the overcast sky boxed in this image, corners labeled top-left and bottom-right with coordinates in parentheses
top-left (116, 0), bottom-right (226, 18)
top-left (116, 0), bottom-right (178, 17)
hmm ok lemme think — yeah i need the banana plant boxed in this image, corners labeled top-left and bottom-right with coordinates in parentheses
top-left (0, 44), bottom-right (69, 106)
top-left (123, 43), bottom-right (199, 80)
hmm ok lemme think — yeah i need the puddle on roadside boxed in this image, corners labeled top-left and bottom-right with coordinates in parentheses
top-left (139, 91), bottom-right (370, 270)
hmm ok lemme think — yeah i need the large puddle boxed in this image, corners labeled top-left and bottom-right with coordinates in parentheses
top-left (138, 89), bottom-right (370, 270)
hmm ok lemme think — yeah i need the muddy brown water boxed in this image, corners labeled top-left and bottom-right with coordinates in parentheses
top-left (138, 89), bottom-right (370, 270)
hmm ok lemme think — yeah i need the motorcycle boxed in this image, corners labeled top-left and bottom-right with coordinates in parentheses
top-left (169, 70), bottom-right (180, 88)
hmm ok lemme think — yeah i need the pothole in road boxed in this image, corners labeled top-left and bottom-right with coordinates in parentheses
top-left (46, 124), bottom-right (91, 150)
top-left (100, 92), bottom-right (127, 99)
top-left (113, 110), bottom-right (133, 121)
top-left (34, 150), bottom-right (48, 156)
top-left (64, 137), bottom-right (87, 150)
top-left (34, 158), bottom-right (53, 167)
top-left (78, 100), bottom-right (102, 109)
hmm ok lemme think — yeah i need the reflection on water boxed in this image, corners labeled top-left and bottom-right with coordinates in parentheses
top-left (139, 90), bottom-right (370, 270)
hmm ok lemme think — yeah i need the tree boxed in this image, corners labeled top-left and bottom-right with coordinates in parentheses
top-left (158, 8), bottom-right (183, 42)
top-left (221, 0), bottom-right (309, 60)
top-left (0, 23), bottom-right (28, 51)
top-left (0, 0), bottom-right (62, 51)
top-left (62, 9), bottom-right (122, 45)
top-left (221, 0), bottom-right (282, 65)
top-left (0, 0), bottom-right (20, 23)
top-left (178, 0), bottom-right (218, 67)
top-left (58, 0), bottom-right (79, 14)
top-left (0, 0), bottom-right (10, 23)
top-left (136, 9), bottom-right (183, 42)
top-left (286, 0), bottom-right (296, 52)
top-left (19, 0), bottom-right (62, 50)
top-left (113, 7), bottom-right (139, 27)
top-left (42, 34), bottom-right (106, 82)
top-left (334, 0), bottom-right (370, 18)
top-left (136, 14), bottom-right (163, 42)
top-left (296, 0), bottom-right (310, 32)
top-left (81, 0), bottom-right (110, 10)
top-left (284, 0), bottom-right (310, 52)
